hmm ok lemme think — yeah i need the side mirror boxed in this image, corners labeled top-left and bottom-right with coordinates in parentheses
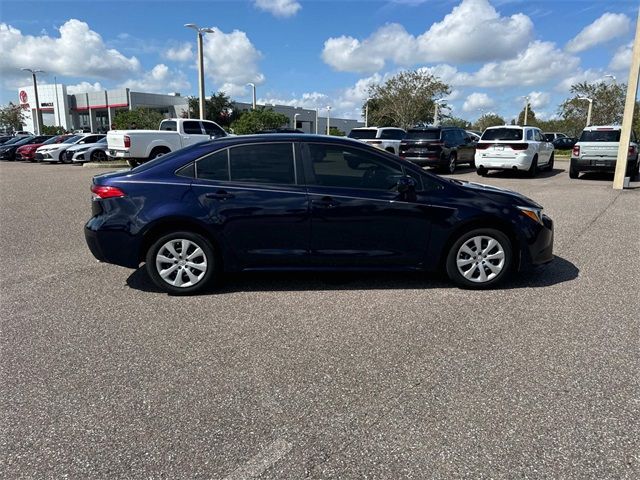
top-left (396, 176), bottom-right (417, 194)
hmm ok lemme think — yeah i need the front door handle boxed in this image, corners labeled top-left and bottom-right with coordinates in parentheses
top-left (312, 196), bottom-right (339, 208)
top-left (205, 190), bottom-right (235, 200)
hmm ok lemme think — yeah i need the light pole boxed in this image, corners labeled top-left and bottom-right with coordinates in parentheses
top-left (246, 83), bottom-right (257, 109)
top-left (293, 113), bottom-right (300, 130)
top-left (604, 74), bottom-right (616, 83)
top-left (326, 106), bottom-right (332, 135)
top-left (364, 97), bottom-right (371, 127)
top-left (184, 24), bottom-right (215, 120)
top-left (315, 109), bottom-right (318, 134)
top-left (433, 99), bottom-right (447, 126)
top-left (21, 68), bottom-right (44, 134)
top-left (578, 97), bottom-right (593, 127)
top-left (523, 96), bottom-right (530, 125)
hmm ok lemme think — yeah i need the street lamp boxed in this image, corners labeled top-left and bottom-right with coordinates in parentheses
top-left (315, 109), bottom-right (319, 134)
top-left (434, 99), bottom-right (447, 126)
top-left (246, 82), bottom-right (257, 110)
top-left (184, 24), bottom-right (215, 120)
top-left (326, 106), bottom-right (332, 135)
top-left (21, 68), bottom-right (44, 134)
top-left (577, 96), bottom-right (593, 127)
top-left (523, 95), bottom-right (530, 125)
top-left (293, 113), bottom-right (300, 129)
top-left (604, 74), bottom-right (616, 83)
top-left (364, 97), bottom-right (371, 127)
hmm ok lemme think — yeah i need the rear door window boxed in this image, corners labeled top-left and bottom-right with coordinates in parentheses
top-left (229, 143), bottom-right (295, 185)
top-left (160, 121), bottom-right (177, 131)
top-left (183, 121), bottom-right (204, 135)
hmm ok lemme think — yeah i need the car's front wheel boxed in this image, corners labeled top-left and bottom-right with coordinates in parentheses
top-left (445, 228), bottom-right (513, 289)
top-left (569, 159), bottom-right (579, 179)
top-left (145, 231), bottom-right (216, 295)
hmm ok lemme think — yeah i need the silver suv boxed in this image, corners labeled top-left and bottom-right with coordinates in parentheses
top-left (570, 125), bottom-right (639, 180)
top-left (347, 127), bottom-right (406, 155)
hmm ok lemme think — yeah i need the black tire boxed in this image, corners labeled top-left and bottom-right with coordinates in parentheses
top-left (546, 153), bottom-right (555, 171)
top-left (126, 158), bottom-right (140, 168)
top-left (145, 231), bottom-right (217, 295)
top-left (149, 147), bottom-right (170, 161)
top-left (91, 150), bottom-right (107, 162)
top-left (470, 158), bottom-right (476, 168)
top-left (631, 161), bottom-right (640, 181)
top-left (445, 228), bottom-right (513, 289)
top-left (527, 155), bottom-right (538, 178)
top-left (476, 167), bottom-right (487, 176)
top-left (444, 153), bottom-right (457, 174)
top-left (569, 159), bottom-right (579, 179)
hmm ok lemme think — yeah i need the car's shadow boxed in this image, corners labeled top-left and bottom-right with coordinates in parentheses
top-left (479, 167), bottom-right (565, 179)
top-left (126, 255), bottom-right (579, 295)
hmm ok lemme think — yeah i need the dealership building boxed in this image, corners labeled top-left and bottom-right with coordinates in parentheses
top-left (18, 83), bottom-right (363, 134)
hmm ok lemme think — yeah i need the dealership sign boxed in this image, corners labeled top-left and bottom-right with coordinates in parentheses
top-left (19, 90), bottom-right (28, 104)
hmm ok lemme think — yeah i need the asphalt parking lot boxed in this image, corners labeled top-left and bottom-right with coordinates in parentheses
top-left (1, 160), bottom-right (638, 479)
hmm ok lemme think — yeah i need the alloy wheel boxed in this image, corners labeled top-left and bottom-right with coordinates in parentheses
top-left (155, 239), bottom-right (208, 288)
top-left (455, 235), bottom-right (505, 283)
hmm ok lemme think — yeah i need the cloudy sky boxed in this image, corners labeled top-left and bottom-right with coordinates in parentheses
top-left (1, 0), bottom-right (637, 122)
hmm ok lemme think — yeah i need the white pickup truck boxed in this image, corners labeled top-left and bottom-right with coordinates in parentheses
top-left (107, 118), bottom-right (228, 165)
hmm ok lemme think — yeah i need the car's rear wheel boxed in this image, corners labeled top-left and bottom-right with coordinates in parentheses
top-left (91, 150), bottom-right (107, 162)
top-left (569, 159), bottom-right (579, 179)
top-left (445, 228), bottom-right (512, 289)
top-left (546, 153), bottom-right (555, 171)
top-left (476, 167), bottom-right (487, 176)
top-left (145, 231), bottom-right (216, 295)
top-left (527, 155), bottom-right (538, 177)
top-left (444, 153), bottom-right (457, 174)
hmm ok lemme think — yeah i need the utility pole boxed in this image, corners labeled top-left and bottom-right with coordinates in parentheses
top-left (364, 98), bottom-right (370, 127)
top-left (523, 96), bottom-right (530, 125)
top-left (185, 24), bottom-right (215, 120)
top-left (578, 97), bottom-right (593, 127)
top-left (54, 75), bottom-right (61, 127)
top-left (247, 83), bottom-right (256, 109)
top-left (22, 68), bottom-right (44, 134)
top-left (613, 9), bottom-right (640, 190)
top-left (326, 106), bottom-right (331, 135)
top-left (434, 102), bottom-right (439, 126)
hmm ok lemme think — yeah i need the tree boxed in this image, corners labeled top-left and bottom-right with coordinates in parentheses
top-left (113, 108), bottom-right (165, 130)
top-left (328, 126), bottom-right (345, 136)
top-left (187, 91), bottom-right (239, 127)
top-left (0, 103), bottom-right (25, 132)
top-left (365, 70), bottom-right (450, 129)
top-left (440, 116), bottom-right (471, 129)
top-left (40, 125), bottom-right (66, 135)
top-left (558, 81), bottom-right (628, 137)
top-left (473, 113), bottom-right (506, 132)
top-left (517, 104), bottom-right (538, 126)
top-left (230, 108), bottom-right (289, 134)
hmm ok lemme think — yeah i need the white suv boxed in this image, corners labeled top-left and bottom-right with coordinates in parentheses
top-left (347, 127), bottom-right (406, 155)
top-left (475, 126), bottom-right (554, 177)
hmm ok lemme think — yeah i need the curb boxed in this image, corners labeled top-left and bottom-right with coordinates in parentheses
top-left (83, 162), bottom-right (129, 168)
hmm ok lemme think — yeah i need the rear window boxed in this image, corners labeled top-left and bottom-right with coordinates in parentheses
top-left (481, 128), bottom-right (523, 141)
top-left (183, 121), bottom-right (203, 135)
top-left (579, 130), bottom-right (621, 142)
top-left (544, 134), bottom-right (554, 141)
top-left (160, 120), bottom-right (177, 131)
top-left (348, 130), bottom-right (378, 140)
top-left (379, 129), bottom-right (405, 140)
top-left (404, 129), bottom-right (440, 140)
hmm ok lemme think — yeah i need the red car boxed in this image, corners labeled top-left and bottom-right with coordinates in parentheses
top-left (16, 134), bottom-right (72, 162)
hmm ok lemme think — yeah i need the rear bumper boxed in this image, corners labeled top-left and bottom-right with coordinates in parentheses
top-left (108, 149), bottom-right (131, 159)
top-left (85, 221), bottom-right (141, 268)
top-left (401, 155), bottom-right (445, 167)
top-left (475, 152), bottom-right (532, 170)
top-left (571, 157), bottom-right (637, 172)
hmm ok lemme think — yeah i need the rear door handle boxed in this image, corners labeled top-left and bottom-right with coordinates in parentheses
top-left (312, 196), bottom-right (339, 208)
top-left (205, 190), bottom-right (235, 200)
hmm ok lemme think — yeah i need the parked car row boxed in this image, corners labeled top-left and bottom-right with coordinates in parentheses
top-left (0, 133), bottom-right (108, 164)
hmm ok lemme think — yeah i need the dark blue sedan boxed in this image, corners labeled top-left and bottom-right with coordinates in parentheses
top-left (85, 134), bottom-right (553, 294)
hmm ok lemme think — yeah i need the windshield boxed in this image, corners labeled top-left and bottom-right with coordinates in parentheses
top-left (43, 135), bottom-right (64, 145)
top-left (97, 137), bottom-right (108, 144)
top-left (404, 129), bottom-right (440, 140)
top-left (13, 136), bottom-right (35, 146)
top-left (579, 130), bottom-right (621, 142)
top-left (63, 135), bottom-right (83, 144)
top-left (3, 137), bottom-right (24, 145)
top-left (481, 128), bottom-right (523, 141)
top-left (544, 134), bottom-right (554, 141)
top-left (348, 130), bottom-right (378, 140)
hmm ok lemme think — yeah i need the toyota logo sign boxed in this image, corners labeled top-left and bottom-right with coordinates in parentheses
top-left (19, 90), bottom-right (28, 103)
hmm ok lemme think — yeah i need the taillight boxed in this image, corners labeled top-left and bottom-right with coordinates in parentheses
top-left (572, 145), bottom-right (580, 157)
top-left (91, 185), bottom-right (126, 199)
top-left (510, 143), bottom-right (529, 150)
top-left (124, 135), bottom-right (131, 148)
top-left (476, 143), bottom-right (491, 150)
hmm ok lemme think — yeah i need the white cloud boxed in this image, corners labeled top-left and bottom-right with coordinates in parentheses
top-left (462, 92), bottom-right (494, 112)
top-left (202, 29), bottom-right (264, 95)
top-left (119, 64), bottom-right (190, 93)
top-left (0, 20), bottom-right (140, 80)
top-left (526, 91), bottom-right (550, 109)
top-left (66, 81), bottom-right (104, 94)
top-left (565, 13), bottom-right (630, 53)
top-left (164, 42), bottom-right (193, 62)
top-left (321, 0), bottom-right (533, 73)
top-left (609, 42), bottom-right (633, 71)
top-left (254, 0), bottom-right (301, 18)
top-left (555, 68), bottom-right (607, 92)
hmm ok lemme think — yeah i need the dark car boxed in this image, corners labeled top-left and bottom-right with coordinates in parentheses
top-left (0, 135), bottom-right (53, 161)
top-left (552, 137), bottom-right (577, 150)
top-left (258, 128), bottom-right (304, 134)
top-left (0, 136), bottom-right (14, 145)
top-left (85, 135), bottom-right (554, 294)
top-left (399, 127), bottom-right (476, 173)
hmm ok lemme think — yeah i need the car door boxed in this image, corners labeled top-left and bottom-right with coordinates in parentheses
top-left (301, 142), bottom-right (432, 267)
top-left (455, 129), bottom-right (473, 163)
top-left (189, 141), bottom-right (310, 268)
top-left (181, 120), bottom-right (210, 147)
top-left (535, 129), bottom-right (553, 163)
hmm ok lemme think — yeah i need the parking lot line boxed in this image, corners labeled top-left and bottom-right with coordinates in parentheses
top-left (223, 439), bottom-right (292, 480)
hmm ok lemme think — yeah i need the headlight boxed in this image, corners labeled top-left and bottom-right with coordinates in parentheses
top-left (517, 206), bottom-right (543, 224)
